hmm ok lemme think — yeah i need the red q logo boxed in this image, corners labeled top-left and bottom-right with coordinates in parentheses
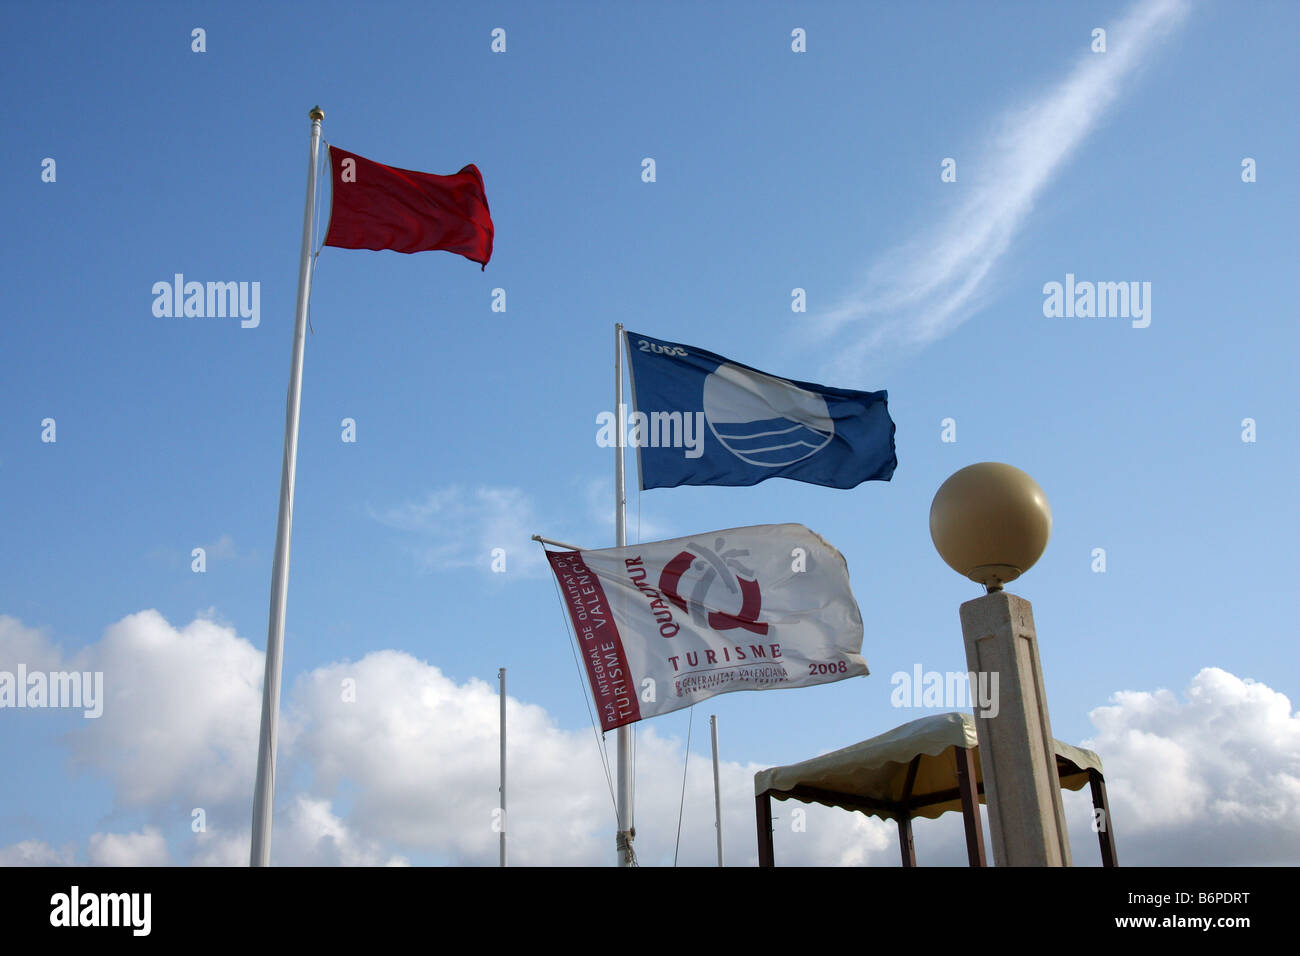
top-left (657, 537), bottom-right (769, 636)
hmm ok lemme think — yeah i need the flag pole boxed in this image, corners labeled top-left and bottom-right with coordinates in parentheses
top-left (710, 714), bottom-right (723, 866)
top-left (250, 105), bottom-right (325, 867)
top-left (499, 666), bottom-right (507, 867)
top-left (615, 322), bottom-right (635, 867)
top-left (530, 533), bottom-right (585, 551)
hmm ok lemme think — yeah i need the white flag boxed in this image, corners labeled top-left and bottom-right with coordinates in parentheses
top-left (545, 523), bottom-right (867, 730)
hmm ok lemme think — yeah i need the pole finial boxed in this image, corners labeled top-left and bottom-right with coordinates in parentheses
top-left (309, 105), bottom-right (325, 121)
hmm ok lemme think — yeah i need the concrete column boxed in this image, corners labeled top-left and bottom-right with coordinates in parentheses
top-left (959, 590), bottom-right (1072, 866)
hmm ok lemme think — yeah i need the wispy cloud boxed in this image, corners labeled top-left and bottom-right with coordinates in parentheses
top-left (370, 485), bottom-right (545, 576)
top-left (369, 480), bottom-right (674, 577)
top-left (202, 534), bottom-right (239, 561)
top-left (815, 0), bottom-right (1191, 367)
top-left (147, 533), bottom-right (251, 570)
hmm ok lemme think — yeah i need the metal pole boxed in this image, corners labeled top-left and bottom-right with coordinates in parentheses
top-left (615, 322), bottom-right (634, 867)
top-left (499, 667), bottom-right (507, 867)
top-left (710, 714), bottom-right (723, 866)
top-left (250, 105), bottom-right (324, 867)
top-left (530, 533), bottom-right (585, 552)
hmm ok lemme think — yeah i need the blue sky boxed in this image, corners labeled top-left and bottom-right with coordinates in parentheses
top-left (1, 0), bottom-right (1297, 866)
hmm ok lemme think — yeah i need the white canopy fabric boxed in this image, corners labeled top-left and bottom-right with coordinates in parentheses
top-left (753, 711), bottom-right (1103, 822)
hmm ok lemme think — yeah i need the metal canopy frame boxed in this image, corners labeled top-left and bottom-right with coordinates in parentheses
top-left (755, 739), bottom-right (1117, 868)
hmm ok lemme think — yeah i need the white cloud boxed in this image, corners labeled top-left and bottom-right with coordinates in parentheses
top-left (290, 649), bottom-right (610, 863)
top-left (67, 610), bottom-right (266, 811)
top-left (0, 610), bottom-right (883, 866)
top-left (0, 839), bottom-right (75, 866)
top-left (88, 827), bottom-right (171, 866)
top-left (190, 830), bottom-right (249, 867)
top-left (4, 610), bottom-right (1296, 866)
top-left (201, 534), bottom-right (239, 561)
top-left (1081, 667), bottom-right (1300, 865)
top-left (0, 615), bottom-right (66, 673)
top-left (814, 0), bottom-right (1191, 369)
top-left (273, 796), bottom-right (409, 867)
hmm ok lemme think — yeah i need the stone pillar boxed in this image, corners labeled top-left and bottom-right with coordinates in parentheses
top-left (960, 590), bottom-right (1072, 866)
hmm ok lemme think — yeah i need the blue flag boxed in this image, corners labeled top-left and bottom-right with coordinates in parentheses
top-left (623, 331), bottom-right (897, 490)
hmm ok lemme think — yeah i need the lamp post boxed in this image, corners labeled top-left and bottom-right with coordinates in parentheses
top-left (929, 462), bottom-right (1072, 866)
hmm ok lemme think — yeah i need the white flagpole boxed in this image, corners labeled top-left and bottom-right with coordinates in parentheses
top-left (710, 714), bottom-right (723, 866)
top-left (499, 666), bottom-right (507, 867)
top-left (250, 105), bottom-right (325, 867)
top-left (615, 322), bottom-right (635, 867)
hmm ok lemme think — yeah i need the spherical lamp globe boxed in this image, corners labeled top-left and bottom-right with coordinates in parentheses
top-left (929, 462), bottom-right (1052, 591)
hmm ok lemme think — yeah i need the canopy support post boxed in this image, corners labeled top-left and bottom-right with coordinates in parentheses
top-left (955, 745), bottom-right (987, 866)
top-left (1088, 768), bottom-right (1118, 867)
top-left (897, 816), bottom-right (916, 867)
top-left (755, 792), bottom-right (775, 867)
top-left (897, 754), bottom-right (921, 867)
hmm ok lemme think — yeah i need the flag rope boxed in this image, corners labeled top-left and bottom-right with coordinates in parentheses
top-left (306, 141), bottom-right (328, 335)
top-left (540, 540), bottom-right (620, 826)
top-left (633, 485), bottom-right (642, 834)
top-left (634, 481), bottom-right (644, 832)
top-left (623, 748), bottom-right (639, 866)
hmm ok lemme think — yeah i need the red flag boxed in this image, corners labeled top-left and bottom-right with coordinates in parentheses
top-left (323, 146), bottom-right (494, 268)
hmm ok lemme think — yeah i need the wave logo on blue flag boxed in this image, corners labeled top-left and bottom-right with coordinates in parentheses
top-left (623, 331), bottom-right (897, 490)
top-left (704, 363), bottom-right (834, 467)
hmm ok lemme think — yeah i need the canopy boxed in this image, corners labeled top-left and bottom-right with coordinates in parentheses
top-left (753, 711), bottom-right (1103, 822)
